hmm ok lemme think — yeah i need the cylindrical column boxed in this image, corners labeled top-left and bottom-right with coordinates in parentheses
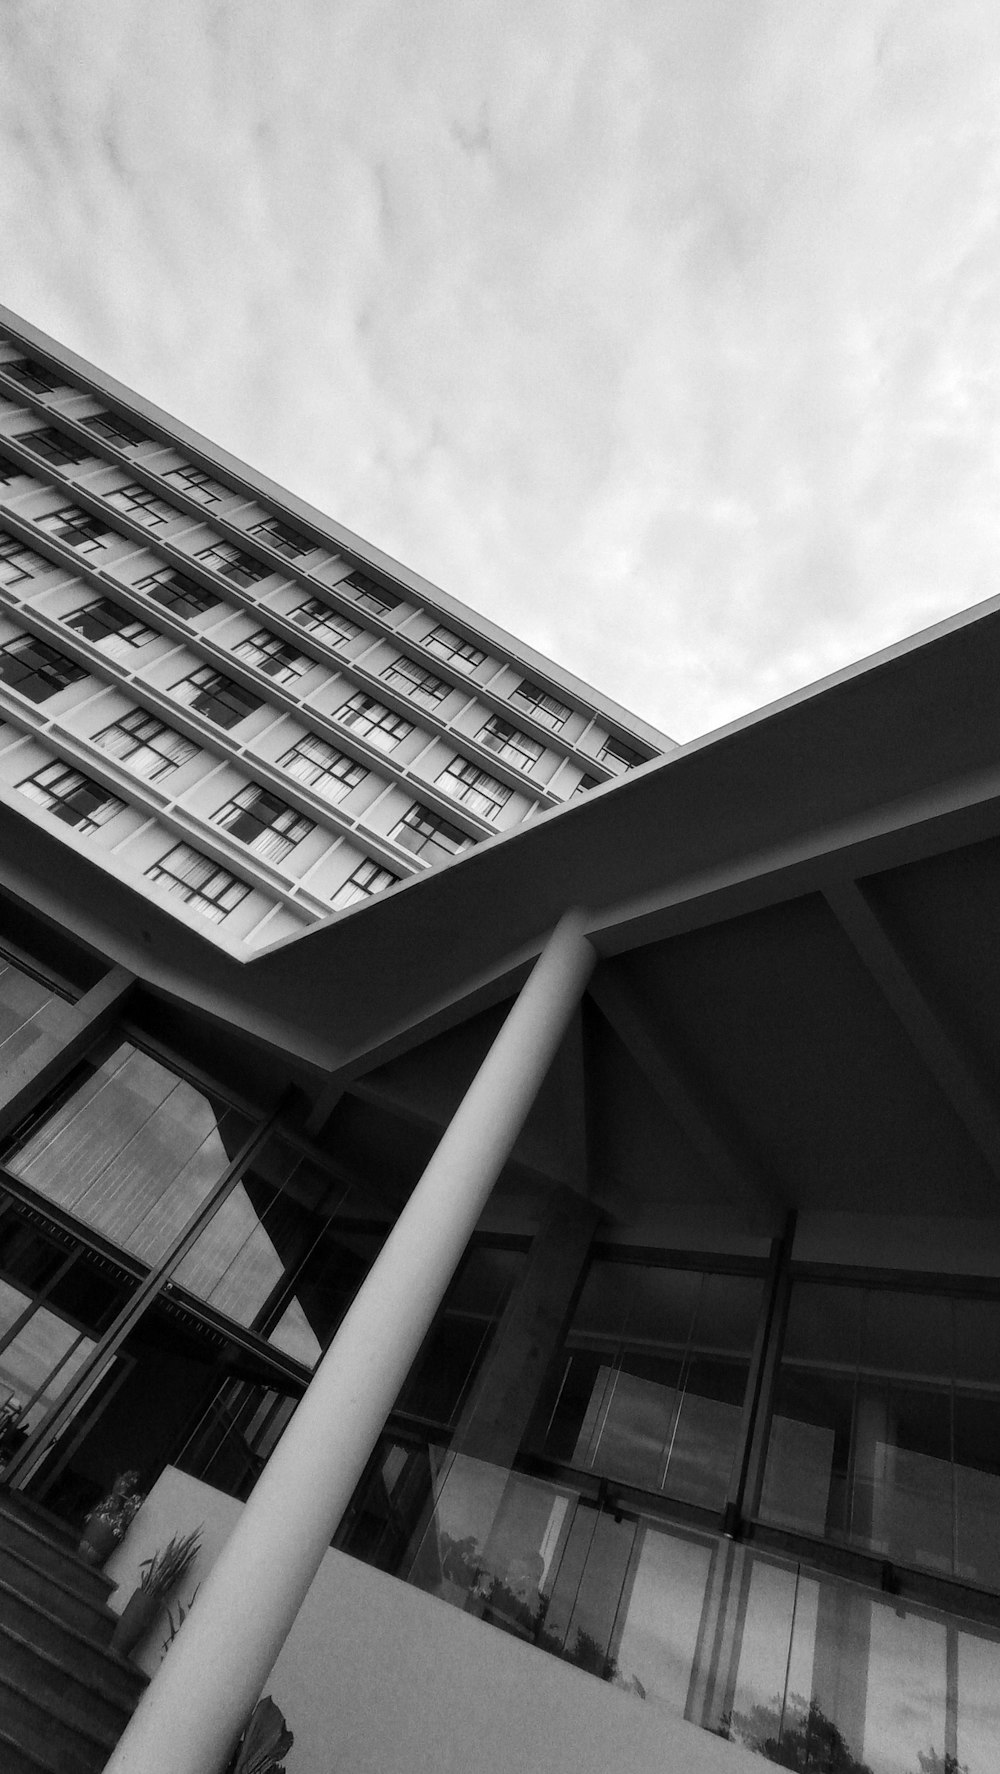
top-left (105, 909), bottom-right (596, 1774)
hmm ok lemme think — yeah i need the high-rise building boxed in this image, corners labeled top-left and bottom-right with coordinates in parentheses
top-left (1, 307), bottom-right (1000, 1774)
top-left (0, 307), bottom-right (669, 953)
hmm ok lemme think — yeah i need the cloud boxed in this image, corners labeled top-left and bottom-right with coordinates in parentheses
top-left (1, 0), bottom-right (999, 740)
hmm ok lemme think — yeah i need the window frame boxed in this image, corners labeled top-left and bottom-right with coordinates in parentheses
top-left (169, 665), bottom-right (263, 731)
top-left (92, 709), bottom-right (200, 783)
top-left (17, 760), bottom-right (125, 834)
top-left (146, 843), bottom-right (251, 923)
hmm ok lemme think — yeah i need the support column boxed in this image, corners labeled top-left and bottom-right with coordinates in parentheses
top-left (0, 964), bottom-right (135, 1142)
top-left (105, 909), bottom-right (596, 1774)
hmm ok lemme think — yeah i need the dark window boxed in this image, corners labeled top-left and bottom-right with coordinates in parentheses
top-left (290, 599), bottom-right (361, 649)
top-left (436, 758), bottom-right (511, 820)
top-left (4, 358), bottom-right (61, 394)
top-left (381, 656), bottom-right (449, 707)
top-left (135, 569), bottom-right (220, 621)
top-left (170, 666), bottom-right (262, 730)
top-left (277, 733), bottom-right (368, 803)
top-left (599, 735), bottom-right (645, 773)
top-left (18, 761), bottom-right (124, 833)
top-left (0, 636), bottom-right (87, 703)
top-left (146, 845), bottom-right (249, 922)
top-left (0, 530), bottom-right (45, 587)
top-left (510, 679), bottom-right (571, 731)
top-left (65, 598), bottom-right (157, 655)
top-left (249, 518), bottom-right (312, 559)
top-left (477, 716), bottom-right (543, 772)
top-left (106, 483), bottom-right (178, 527)
top-left (391, 804), bottom-right (470, 864)
top-left (232, 629), bottom-right (310, 685)
top-left (36, 506), bottom-right (108, 553)
top-left (196, 543), bottom-right (268, 588)
top-left (330, 858), bottom-right (399, 910)
top-left (213, 784), bottom-right (314, 863)
top-left (572, 773), bottom-right (599, 798)
top-left (421, 626), bottom-right (485, 671)
top-left (343, 572), bottom-right (401, 616)
top-left (92, 710), bottom-right (198, 782)
top-left (336, 693), bottom-right (412, 752)
top-left (17, 427), bottom-right (89, 467)
top-left (0, 450), bottom-right (23, 485)
top-left (84, 411), bottom-right (147, 448)
top-left (163, 464), bottom-right (223, 504)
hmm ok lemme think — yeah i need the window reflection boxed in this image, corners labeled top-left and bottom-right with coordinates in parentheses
top-left (760, 1282), bottom-right (1000, 1593)
top-left (530, 1261), bottom-right (763, 1511)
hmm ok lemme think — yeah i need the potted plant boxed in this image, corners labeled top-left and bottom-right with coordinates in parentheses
top-left (78, 1470), bottom-right (144, 1566)
top-left (225, 1697), bottom-right (293, 1774)
top-left (111, 1526), bottom-right (202, 1657)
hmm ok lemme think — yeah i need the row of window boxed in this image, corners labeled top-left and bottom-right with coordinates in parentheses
top-left (0, 394), bottom-right (650, 776)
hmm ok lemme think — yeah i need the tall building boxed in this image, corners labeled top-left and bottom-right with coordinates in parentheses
top-left (1, 307), bottom-right (1000, 1774)
top-left (0, 306), bottom-right (668, 953)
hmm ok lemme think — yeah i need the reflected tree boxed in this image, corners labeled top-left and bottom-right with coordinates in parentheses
top-left (725, 1695), bottom-right (874, 1774)
top-left (916, 1755), bottom-right (968, 1774)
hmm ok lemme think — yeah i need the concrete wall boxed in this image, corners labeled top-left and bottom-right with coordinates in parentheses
top-left (104, 1466), bottom-right (763, 1774)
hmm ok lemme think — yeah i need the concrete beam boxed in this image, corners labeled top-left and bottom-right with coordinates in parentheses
top-left (587, 963), bottom-right (784, 1228)
top-left (824, 878), bottom-right (1000, 1182)
top-left (0, 964), bottom-right (135, 1143)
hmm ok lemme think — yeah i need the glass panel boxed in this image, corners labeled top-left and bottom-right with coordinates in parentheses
top-left (0, 957), bottom-right (63, 1069)
top-left (395, 1245), bottom-right (524, 1428)
top-left (4, 1043), bottom-right (252, 1264)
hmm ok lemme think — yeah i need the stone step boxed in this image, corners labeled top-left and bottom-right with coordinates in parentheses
top-left (0, 1545), bottom-right (119, 1645)
top-left (0, 1722), bottom-right (68, 1774)
top-left (0, 1673), bottom-right (119, 1774)
top-left (0, 1498), bottom-right (116, 1606)
top-left (0, 1580), bottom-right (145, 1706)
top-left (0, 1625), bottom-right (135, 1739)
top-left (0, 1487), bottom-right (82, 1553)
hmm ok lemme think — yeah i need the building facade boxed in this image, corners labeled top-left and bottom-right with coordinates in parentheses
top-left (0, 307), bottom-right (667, 954)
top-left (1, 311), bottom-right (1000, 1774)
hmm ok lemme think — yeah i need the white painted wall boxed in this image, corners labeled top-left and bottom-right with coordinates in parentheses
top-left (104, 1467), bottom-right (763, 1774)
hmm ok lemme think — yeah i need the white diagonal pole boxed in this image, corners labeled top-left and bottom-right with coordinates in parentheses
top-left (105, 909), bottom-right (596, 1774)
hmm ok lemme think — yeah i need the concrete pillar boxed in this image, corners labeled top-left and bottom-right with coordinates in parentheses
top-left (451, 1183), bottom-right (601, 1467)
top-left (0, 965), bottom-right (135, 1141)
top-left (104, 910), bottom-right (596, 1774)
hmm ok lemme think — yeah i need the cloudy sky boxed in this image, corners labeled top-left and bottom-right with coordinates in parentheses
top-left (2, 2), bottom-right (998, 741)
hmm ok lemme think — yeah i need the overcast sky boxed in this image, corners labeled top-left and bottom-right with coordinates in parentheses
top-left (2, 2), bottom-right (998, 741)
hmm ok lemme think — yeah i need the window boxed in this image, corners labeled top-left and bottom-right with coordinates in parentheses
top-left (277, 733), bottom-right (368, 804)
top-left (232, 629), bottom-right (310, 686)
top-left (0, 450), bottom-right (23, 485)
top-left (196, 542), bottom-right (268, 587)
top-left (572, 772), bottom-right (599, 798)
top-left (4, 358), bottom-right (61, 394)
top-left (477, 715), bottom-right (543, 772)
top-left (17, 427), bottom-right (89, 467)
top-left (92, 709), bottom-right (198, 782)
top-left (330, 857), bottom-right (399, 910)
top-left (134, 569), bottom-right (220, 621)
top-left (599, 735), bottom-right (645, 773)
top-left (290, 598), bottom-right (361, 649)
top-left (249, 518), bottom-right (311, 560)
top-left (146, 844), bottom-right (249, 923)
top-left (212, 784), bottom-right (314, 864)
top-left (65, 598), bottom-right (157, 657)
top-left (510, 679), bottom-right (571, 731)
top-left (163, 464), bottom-right (224, 504)
top-left (84, 411), bottom-right (147, 448)
top-left (0, 636), bottom-right (87, 703)
top-left (335, 692), bottom-right (413, 753)
top-left (381, 655), bottom-right (449, 708)
top-left (35, 505), bottom-right (108, 553)
top-left (170, 666), bottom-right (262, 730)
top-left (343, 571), bottom-right (401, 616)
top-left (0, 530), bottom-right (45, 587)
top-left (106, 483), bottom-right (178, 528)
top-left (436, 758), bottom-right (511, 821)
top-left (421, 626), bottom-right (485, 672)
top-left (391, 803), bottom-right (470, 864)
top-left (18, 761), bottom-right (124, 833)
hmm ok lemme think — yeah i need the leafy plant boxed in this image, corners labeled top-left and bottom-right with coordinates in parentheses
top-left (138, 1527), bottom-right (202, 1599)
top-left (161, 1586), bottom-right (200, 1656)
top-left (225, 1697), bottom-right (293, 1774)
